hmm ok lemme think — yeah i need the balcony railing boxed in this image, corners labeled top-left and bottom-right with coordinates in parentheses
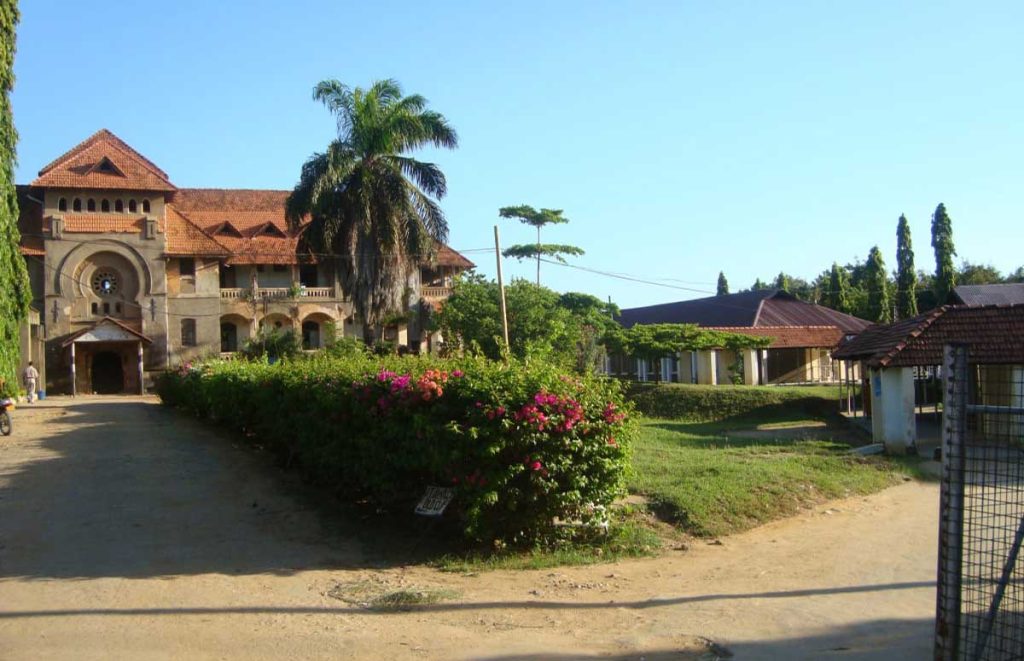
top-left (220, 287), bottom-right (336, 300)
top-left (421, 286), bottom-right (453, 300)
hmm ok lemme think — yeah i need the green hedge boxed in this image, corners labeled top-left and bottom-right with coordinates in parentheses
top-left (157, 355), bottom-right (633, 546)
top-left (625, 382), bottom-right (841, 422)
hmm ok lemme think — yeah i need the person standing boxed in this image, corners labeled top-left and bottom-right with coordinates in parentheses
top-left (23, 361), bottom-right (39, 404)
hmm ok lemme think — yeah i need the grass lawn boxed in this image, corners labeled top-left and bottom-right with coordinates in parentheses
top-left (630, 415), bottom-right (920, 538)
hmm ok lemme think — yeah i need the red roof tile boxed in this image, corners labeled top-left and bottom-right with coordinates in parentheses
top-left (32, 129), bottom-right (175, 192)
top-left (832, 305), bottom-right (1024, 366)
top-left (164, 208), bottom-right (229, 257)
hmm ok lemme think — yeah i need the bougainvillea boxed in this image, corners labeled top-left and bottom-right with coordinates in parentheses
top-left (157, 354), bottom-right (634, 545)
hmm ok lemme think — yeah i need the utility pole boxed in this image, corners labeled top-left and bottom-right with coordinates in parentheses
top-left (494, 225), bottom-right (510, 355)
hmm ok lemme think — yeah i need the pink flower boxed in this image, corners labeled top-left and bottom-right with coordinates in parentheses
top-left (531, 461), bottom-right (542, 471)
top-left (452, 370), bottom-right (464, 378)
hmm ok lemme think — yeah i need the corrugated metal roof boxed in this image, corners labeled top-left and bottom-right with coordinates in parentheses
top-left (952, 283), bottom-right (1024, 307)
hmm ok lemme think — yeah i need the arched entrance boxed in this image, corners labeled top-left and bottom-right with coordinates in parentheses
top-left (92, 351), bottom-right (124, 394)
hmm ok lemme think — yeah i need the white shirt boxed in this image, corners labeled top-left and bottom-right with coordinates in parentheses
top-left (24, 366), bottom-right (39, 381)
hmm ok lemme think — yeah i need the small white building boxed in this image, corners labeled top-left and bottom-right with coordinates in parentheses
top-left (832, 304), bottom-right (1024, 453)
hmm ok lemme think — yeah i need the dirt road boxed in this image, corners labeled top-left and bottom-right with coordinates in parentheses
top-left (0, 397), bottom-right (939, 660)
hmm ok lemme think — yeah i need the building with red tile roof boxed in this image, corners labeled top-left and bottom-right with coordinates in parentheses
top-left (16, 129), bottom-right (474, 395)
top-left (612, 290), bottom-right (871, 385)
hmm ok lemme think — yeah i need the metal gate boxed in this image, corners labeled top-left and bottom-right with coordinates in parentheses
top-left (936, 344), bottom-right (1024, 660)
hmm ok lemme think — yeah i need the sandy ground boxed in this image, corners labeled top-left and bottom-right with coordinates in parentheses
top-left (0, 397), bottom-right (940, 660)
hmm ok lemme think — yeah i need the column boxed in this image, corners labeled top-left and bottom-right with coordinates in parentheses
top-left (137, 342), bottom-right (145, 395)
top-left (742, 349), bottom-right (760, 386)
top-left (70, 342), bottom-right (77, 397)
top-left (870, 367), bottom-right (916, 453)
top-left (696, 350), bottom-right (718, 385)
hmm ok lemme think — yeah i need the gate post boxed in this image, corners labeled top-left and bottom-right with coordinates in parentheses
top-left (935, 343), bottom-right (969, 660)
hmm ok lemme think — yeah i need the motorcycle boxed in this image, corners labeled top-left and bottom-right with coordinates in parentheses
top-left (0, 397), bottom-right (12, 436)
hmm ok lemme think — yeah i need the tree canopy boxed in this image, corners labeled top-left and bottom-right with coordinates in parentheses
top-left (602, 323), bottom-right (771, 362)
top-left (931, 202), bottom-right (957, 305)
top-left (499, 205), bottom-right (583, 285)
top-left (895, 214), bottom-right (918, 319)
top-left (864, 246), bottom-right (891, 323)
top-left (716, 271), bottom-right (729, 295)
top-left (0, 0), bottom-right (31, 394)
top-left (286, 78), bottom-right (457, 343)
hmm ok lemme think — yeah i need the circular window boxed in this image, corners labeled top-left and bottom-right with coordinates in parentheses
top-left (91, 270), bottom-right (120, 297)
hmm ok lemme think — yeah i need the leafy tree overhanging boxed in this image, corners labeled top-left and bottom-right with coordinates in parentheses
top-left (0, 0), bottom-right (31, 394)
top-left (286, 78), bottom-right (457, 343)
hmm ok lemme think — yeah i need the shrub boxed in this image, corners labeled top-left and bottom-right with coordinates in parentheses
top-left (241, 327), bottom-right (302, 360)
top-left (157, 354), bottom-right (633, 546)
top-left (626, 382), bottom-right (838, 422)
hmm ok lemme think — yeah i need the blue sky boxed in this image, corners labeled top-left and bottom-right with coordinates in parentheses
top-left (11, 1), bottom-right (1023, 307)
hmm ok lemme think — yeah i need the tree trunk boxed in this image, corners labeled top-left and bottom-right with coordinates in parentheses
top-left (536, 225), bottom-right (541, 286)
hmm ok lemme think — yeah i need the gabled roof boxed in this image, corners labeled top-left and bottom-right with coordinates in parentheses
top-left (952, 283), bottom-right (1024, 307)
top-left (31, 129), bottom-right (176, 192)
top-left (832, 305), bottom-right (1024, 367)
top-left (165, 207), bottom-right (230, 257)
top-left (433, 243), bottom-right (475, 269)
top-left (61, 317), bottom-right (153, 346)
top-left (619, 289), bottom-right (871, 334)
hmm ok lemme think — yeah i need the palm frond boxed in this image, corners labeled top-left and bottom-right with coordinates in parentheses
top-left (392, 156), bottom-right (447, 198)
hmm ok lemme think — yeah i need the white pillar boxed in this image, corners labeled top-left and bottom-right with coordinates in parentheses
top-left (696, 350), bottom-right (717, 385)
top-left (870, 367), bottom-right (916, 453)
top-left (742, 349), bottom-right (760, 386)
top-left (137, 342), bottom-right (145, 395)
top-left (70, 342), bottom-right (77, 397)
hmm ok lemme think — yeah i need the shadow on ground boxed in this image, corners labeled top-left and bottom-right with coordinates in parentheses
top-left (0, 398), bottom-right (443, 580)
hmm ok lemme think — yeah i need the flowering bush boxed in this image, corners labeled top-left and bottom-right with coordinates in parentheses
top-left (156, 354), bottom-right (633, 545)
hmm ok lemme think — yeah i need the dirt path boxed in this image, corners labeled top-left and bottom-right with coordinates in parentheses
top-left (0, 397), bottom-right (939, 660)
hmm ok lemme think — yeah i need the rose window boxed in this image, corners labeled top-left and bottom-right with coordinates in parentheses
top-left (91, 270), bottom-right (120, 297)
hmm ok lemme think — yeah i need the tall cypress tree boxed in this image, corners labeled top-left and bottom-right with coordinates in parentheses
top-left (931, 203), bottom-right (957, 305)
top-left (0, 0), bottom-right (32, 394)
top-left (895, 214), bottom-right (918, 319)
top-left (716, 271), bottom-right (729, 296)
top-left (826, 262), bottom-right (851, 314)
top-left (774, 272), bottom-right (790, 292)
top-left (864, 246), bottom-right (891, 323)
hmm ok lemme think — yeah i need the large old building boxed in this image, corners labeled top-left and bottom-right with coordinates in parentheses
top-left (16, 129), bottom-right (473, 395)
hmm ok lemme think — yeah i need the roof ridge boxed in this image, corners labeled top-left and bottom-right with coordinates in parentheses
top-left (877, 306), bottom-right (949, 367)
top-left (39, 129), bottom-right (171, 182)
top-left (166, 205), bottom-right (232, 254)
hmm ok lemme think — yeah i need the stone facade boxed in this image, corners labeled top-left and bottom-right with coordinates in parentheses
top-left (17, 129), bottom-right (473, 395)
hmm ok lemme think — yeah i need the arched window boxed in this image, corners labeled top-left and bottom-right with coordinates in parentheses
top-left (128, 199), bottom-right (137, 213)
top-left (114, 200), bottom-right (124, 213)
top-left (142, 199), bottom-right (151, 213)
top-left (101, 199), bottom-right (110, 212)
top-left (181, 319), bottom-right (197, 347)
top-left (58, 198), bottom-right (67, 212)
top-left (87, 199), bottom-right (96, 212)
top-left (73, 198), bottom-right (82, 212)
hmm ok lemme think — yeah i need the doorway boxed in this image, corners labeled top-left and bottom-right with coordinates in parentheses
top-left (92, 351), bottom-right (124, 394)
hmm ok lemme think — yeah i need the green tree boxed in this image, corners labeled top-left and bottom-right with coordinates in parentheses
top-left (499, 205), bottom-right (583, 285)
top-left (1007, 266), bottom-right (1024, 283)
top-left (957, 261), bottom-right (1003, 285)
top-left (864, 246), bottom-right (891, 323)
top-left (286, 78), bottom-right (458, 344)
top-left (930, 203), bottom-right (957, 304)
top-left (434, 273), bottom-right (604, 370)
top-left (895, 214), bottom-right (918, 319)
top-left (716, 271), bottom-right (729, 295)
top-left (774, 271), bottom-right (790, 292)
top-left (825, 262), bottom-right (851, 314)
top-left (0, 0), bottom-right (31, 395)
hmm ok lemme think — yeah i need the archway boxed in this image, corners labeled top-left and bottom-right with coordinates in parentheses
top-left (220, 323), bottom-right (238, 353)
top-left (92, 351), bottom-right (124, 394)
top-left (300, 312), bottom-right (336, 350)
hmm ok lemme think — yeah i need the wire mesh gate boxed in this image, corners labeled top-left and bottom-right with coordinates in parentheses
top-left (936, 344), bottom-right (1024, 660)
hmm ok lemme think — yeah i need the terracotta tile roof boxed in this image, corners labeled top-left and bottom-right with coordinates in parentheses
top-left (620, 290), bottom-right (871, 333)
top-left (16, 186), bottom-right (45, 256)
top-left (164, 207), bottom-right (229, 257)
top-left (61, 316), bottom-right (153, 347)
top-left (433, 243), bottom-right (475, 269)
top-left (707, 325), bottom-right (847, 349)
top-left (32, 129), bottom-right (175, 192)
top-left (832, 305), bottom-right (1024, 367)
top-left (60, 213), bottom-right (149, 233)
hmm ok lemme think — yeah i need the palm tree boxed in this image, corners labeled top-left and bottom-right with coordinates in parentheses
top-left (286, 79), bottom-right (458, 343)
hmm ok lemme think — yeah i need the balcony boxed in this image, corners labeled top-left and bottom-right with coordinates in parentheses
top-left (421, 286), bottom-right (453, 301)
top-left (220, 287), bottom-right (335, 300)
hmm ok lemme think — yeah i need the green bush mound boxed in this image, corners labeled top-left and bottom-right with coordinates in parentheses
top-left (626, 382), bottom-right (841, 422)
top-left (157, 355), bottom-right (633, 546)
